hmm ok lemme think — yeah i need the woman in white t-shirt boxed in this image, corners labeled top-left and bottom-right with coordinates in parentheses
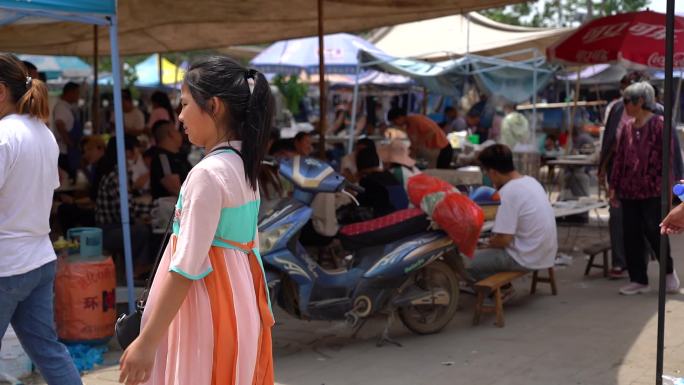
top-left (0, 53), bottom-right (82, 384)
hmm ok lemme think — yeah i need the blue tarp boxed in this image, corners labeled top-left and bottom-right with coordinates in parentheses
top-left (472, 61), bottom-right (554, 104)
top-left (359, 50), bottom-right (468, 96)
top-left (359, 50), bottom-right (553, 103)
top-left (0, 0), bottom-right (114, 26)
top-left (18, 54), bottom-right (91, 80)
top-left (251, 33), bottom-right (386, 75)
top-left (0, 0), bottom-right (114, 15)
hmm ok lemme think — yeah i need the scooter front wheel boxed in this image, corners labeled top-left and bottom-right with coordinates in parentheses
top-left (397, 260), bottom-right (460, 335)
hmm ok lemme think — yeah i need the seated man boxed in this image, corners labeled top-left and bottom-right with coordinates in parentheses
top-left (148, 120), bottom-right (191, 199)
top-left (55, 135), bottom-right (107, 232)
top-left (95, 136), bottom-right (154, 278)
top-left (467, 144), bottom-right (557, 282)
top-left (355, 146), bottom-right (409, 218)
top-left (293, 131), bottom-right (314, 157)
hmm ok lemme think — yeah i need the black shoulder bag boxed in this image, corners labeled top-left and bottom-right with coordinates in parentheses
top-left (114, 145), bottom-right (240, 350)
top-left (114, 213), bottom-right (172, 350)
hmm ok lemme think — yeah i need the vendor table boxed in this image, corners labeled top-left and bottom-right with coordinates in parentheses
top-left (545, 155), bottom-right (601, 199)
top-left (423, 166), bottom-right (483, 186)
top-left (481, 200), bottom-right (608, 233)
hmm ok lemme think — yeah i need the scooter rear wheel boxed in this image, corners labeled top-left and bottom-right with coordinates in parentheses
top-left (398, 260), bottom-right (460, 335)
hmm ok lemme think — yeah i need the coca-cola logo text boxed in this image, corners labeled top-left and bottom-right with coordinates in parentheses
top-left (582, 22), bottom-right (682, 44)
top-left (630, 23), bottom-right (683, 41)
top-left (582, 22), bottom-right (629, 44)
top-left (646, 52), bottom-right (684, 68)
top-left (575, 50), bottom-right (609, 63)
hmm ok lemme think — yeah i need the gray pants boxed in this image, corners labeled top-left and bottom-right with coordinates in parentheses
top-left (561, 167), bottom-right (590, 200)
top-left (608, 205), bottom-right (627, 269)
top-left (466, 248), bottom-right (530, 282)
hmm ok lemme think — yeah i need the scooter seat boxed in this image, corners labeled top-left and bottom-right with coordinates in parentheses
top-left (339, 208), bottom-right (430, 250)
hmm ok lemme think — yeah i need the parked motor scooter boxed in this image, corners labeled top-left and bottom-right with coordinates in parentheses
top-left (259, 156), bottom-right (463, 344)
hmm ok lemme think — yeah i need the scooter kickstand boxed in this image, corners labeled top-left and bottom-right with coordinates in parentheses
top-left (350, 317), bottom-right (368, 339)
top-left (377, 311), bottom-right (402, 348)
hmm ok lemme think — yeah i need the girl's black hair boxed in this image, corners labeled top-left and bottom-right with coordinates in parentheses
top-left (184, 56), bottom-right (273, 191)
top-left (151, 90), bottom-right (176, 123)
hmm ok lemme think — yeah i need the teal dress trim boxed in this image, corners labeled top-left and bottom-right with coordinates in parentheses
top-left (170, 148), bottom-right (273, 314)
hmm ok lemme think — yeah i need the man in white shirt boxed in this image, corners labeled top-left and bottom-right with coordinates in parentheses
top-left (467, 144), bottom-right (557, 282)
top-left (52, 82), bottom-right (80, 176)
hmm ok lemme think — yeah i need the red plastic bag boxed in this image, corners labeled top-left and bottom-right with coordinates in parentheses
top-left (406, 174), bottom-right (456, 207)
top-left (432, 193), bottom-right (484, 258)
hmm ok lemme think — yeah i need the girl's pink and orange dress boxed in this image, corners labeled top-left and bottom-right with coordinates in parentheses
top-left (142, 142), bottom-right (274, 385)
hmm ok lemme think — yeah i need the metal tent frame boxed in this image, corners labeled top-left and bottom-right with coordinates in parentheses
top-left (347, 47), bottom-right (554, 152)
top-left (0, 0), bottom-right (136, 312)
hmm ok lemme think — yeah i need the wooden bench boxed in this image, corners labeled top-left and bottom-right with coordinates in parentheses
top-left (582, 241), bottom-right (611, 277)
top-left (473, 267), bottom-right (557, 328)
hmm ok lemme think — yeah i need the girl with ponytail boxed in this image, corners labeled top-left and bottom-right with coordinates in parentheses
top-left (119, 56), bottom-right (275, 385)
top-left (0, 53), bottom-right (83, 384)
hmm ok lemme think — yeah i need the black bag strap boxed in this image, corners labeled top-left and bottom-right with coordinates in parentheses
top-left (137, 144), bottom-right (244, 308)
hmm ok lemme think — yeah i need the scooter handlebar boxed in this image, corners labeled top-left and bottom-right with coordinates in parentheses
top-left (343, 181), bottom-right (365, 194)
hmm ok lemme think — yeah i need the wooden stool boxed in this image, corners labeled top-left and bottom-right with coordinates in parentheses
top-left (530, 267), bottom-right (558, 295)
top-left (582, 241), bottom-right (611, 277)
top-left (473, 271), bottom-right (527, 328)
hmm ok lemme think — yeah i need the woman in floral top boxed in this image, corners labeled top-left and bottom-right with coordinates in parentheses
top-left (610, 81), bottom-right (679, 296)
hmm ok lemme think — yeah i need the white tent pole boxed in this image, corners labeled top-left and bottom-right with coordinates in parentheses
top-left (674, 72), bottom-right (682, 125)
top-left (567, 68), bottom-right (581, 154)
top-left (532, 51), bottom-right (538, 144)
top-left (109, 15), bottom-right (136, 313)
top-left (565, 76), bottom-right (571, 136)
top-left (348, 62), bottom-right (361, 154)
top-left (466, 13), bottom-right (471, 56)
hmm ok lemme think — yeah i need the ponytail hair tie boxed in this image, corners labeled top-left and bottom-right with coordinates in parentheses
top-left (245, 69), bottom-right (257, 95)
top-left (25, 76), bottom-right (32, 88)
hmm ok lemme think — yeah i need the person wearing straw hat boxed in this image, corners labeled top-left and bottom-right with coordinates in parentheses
top-left (379, 139), bottom-right (421, 192)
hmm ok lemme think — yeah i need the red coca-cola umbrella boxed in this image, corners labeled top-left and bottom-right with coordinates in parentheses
top-left (547, 10), bottom-right (684, 69)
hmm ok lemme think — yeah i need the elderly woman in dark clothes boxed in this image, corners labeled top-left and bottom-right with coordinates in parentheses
top-left (610, 81), bottom-right (680, 296)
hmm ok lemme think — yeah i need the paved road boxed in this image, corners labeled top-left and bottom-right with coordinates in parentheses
top-left (21, 216), bottom-right (684, 385)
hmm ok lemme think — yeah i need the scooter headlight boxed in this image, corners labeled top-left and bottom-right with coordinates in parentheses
top-left (259, 223), bottom-right (294, 254)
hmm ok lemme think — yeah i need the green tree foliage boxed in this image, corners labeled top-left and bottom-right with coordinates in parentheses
top-left (482, 0), bottom-right (649, 28)
top-left (273, 75), bottom-right (308, 115)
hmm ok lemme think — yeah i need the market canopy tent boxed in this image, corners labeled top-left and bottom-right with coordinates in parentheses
top-left (251, 32), bottom-right (411, 88)
top-left (307, 71), bottom-right (411, 87)
top-left (348, 48), bottom-right (553, 151)
top-left (17, 54), bottom-right (92, 80)
top-left (99, 54), bottom-right (186, 87)
top-left (251, 33), bottom-right (386, 75)
top-left (0, 0), bottom-right (137, 312)
top-left (358, 49), bottom-right (554, 102)
top-left (371, 12), bottom-right (573, 62)
top-left (0, 0), bottom-right (526, 56)
top-left (134, 54), bottom-right (185, 87)
top-left (547, 10), bottom-right (684, 69)
top-left (555, 64), bottom-right (628, 86)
